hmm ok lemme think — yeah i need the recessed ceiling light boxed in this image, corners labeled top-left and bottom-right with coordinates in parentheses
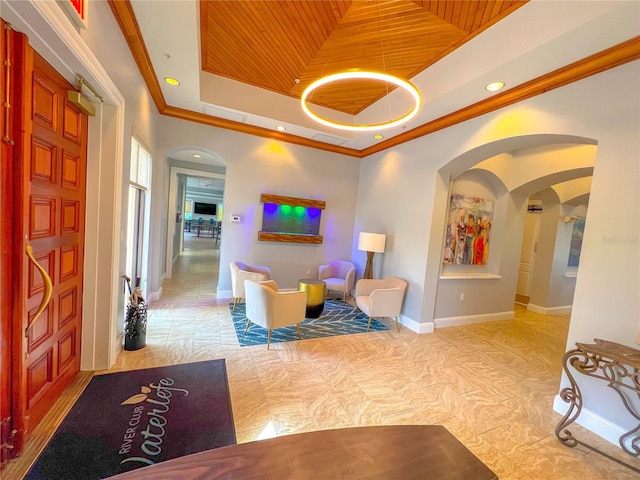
top-left (164, 77), bottom-right (180, 86)
top-left (192, 154), bottom-right (202, 158)
top-left (485, 81), bottom-right (505, 92)
top-left (275, 125), bottom-right (286, 132)
top-left (373, 134), bottom-right (384, 140)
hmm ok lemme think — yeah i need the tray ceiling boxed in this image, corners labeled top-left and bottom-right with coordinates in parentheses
top-left (200, 0), bottom-right (523, 115)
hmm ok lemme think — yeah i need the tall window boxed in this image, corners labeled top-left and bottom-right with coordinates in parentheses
top-left (126, 138), bottom-right (151, 294)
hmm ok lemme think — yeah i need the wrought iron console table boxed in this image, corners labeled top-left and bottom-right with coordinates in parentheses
top-left (555, 338), bottom-right (640, 473)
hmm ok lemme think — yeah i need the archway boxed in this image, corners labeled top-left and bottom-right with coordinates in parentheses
top-left (422, 134), bottom-right (597, 328)
top-left (164, 147), bottom-right (227, 281)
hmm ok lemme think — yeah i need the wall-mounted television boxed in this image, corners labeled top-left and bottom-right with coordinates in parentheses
top-left (193, 202), bottom-right (217, 216)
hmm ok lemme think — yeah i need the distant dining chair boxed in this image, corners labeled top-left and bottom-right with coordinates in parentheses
top-left (230, 261), bottom-right (271, 310)
top-left (194, 217), bottom-right (204, 236)
top-left (318, 260), bottom-right (356, 302)
top-left (355, 277), bottom-right (408, 332)
top-left (244, 280), bottom-right (307, 349)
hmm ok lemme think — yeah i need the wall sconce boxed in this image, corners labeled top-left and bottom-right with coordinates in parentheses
top-left (358, 232), bottom-right (386, 279)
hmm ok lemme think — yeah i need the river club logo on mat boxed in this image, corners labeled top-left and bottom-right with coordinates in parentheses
top-left (118, 377), bottom-right (189, 467)
top-left (25, 360), bottom-right (235, 480)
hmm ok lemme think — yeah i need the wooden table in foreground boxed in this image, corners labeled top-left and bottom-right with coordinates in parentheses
top-left (109, 425), bottom-right (498, 479)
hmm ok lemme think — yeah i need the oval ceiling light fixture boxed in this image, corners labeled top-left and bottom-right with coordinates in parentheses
top-left (485, 81), bottom-right (505, 92)
top-left (373, 134), bottom-right (384, 140)
top-left (301, 71), bottom-right (421, 132)
top-left (275, 125), bottom-right (286, 132)
top-left (192, 153), bottom-right (202, 158)
top-left (164, 77), bottom-right (180, 86)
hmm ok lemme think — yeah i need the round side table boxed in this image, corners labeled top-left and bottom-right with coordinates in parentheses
top-left (297, 279), bottom-right (326, 318)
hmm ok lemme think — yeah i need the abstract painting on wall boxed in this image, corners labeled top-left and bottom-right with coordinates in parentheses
top-left (568, 218), bottom-right (586, 267)
top-left (443, 194), bottom-right (494, 265)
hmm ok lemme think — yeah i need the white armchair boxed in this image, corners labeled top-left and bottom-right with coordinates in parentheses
top-left (355, 277), bottom-right (408, 332)
top-left (318, 260), bottom-right (356, 301)
top-left (244, 280), bottom-right (307, 349)
top-left (230, 261), bottom-right (271, 310)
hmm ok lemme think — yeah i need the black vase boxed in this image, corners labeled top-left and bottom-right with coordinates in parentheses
top-left (124, 300), bottom-right (147, 351)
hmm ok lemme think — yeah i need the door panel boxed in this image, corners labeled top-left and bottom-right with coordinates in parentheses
top-left (516, 211), bottom-right (541, 302)
top-left (27, 300), bottom-right (53, 353)
top-left (13, 45), bottom-right (88, 443)
top-left (59, 287), bottom-right (78, 327)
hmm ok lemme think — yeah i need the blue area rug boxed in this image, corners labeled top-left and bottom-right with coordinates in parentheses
top-left (230, 300), bottom-right (388, 347)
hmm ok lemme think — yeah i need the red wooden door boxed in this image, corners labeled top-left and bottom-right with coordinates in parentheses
top-left (9, 40), bottom-right (88, 451)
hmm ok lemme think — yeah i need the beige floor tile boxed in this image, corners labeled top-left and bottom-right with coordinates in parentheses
top-left (297, 385), bottom-right (354, 429)
top-left (235, 426), bottom-right (276, 443)
top-left (228, 377), bottom-right (272, 432)
top-left (341, 399), bottom-right (391, 426)
top-left (8, 236), bottom-right (637, 480)
top-left (267, 401), bottom-right (317, 435)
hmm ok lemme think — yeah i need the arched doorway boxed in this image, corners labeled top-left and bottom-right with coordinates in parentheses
top-left (164, 147), bottom-right (226, 282)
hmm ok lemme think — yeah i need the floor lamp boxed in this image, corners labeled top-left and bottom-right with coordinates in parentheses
top-left (358, 232), bottom-right (386, 279)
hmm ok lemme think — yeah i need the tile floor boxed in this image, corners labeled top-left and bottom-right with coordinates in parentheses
top-left (6, 234), bottom-right (639, 479)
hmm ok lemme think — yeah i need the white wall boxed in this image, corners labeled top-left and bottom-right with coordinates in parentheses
top-left (354, 149), bottom-right (434, 327)
top-left (561, 62), bottom-right (640, 439)
top-left (355, 60), bottom-right (640, 440)
top-left (79, 0), bottom-right (160, 367)
top-left (528, 190), bottom-right (578, 313)
top-left (153, 116), bottom-right (362, 294)
top-left (172, 175), bottom-right (186, 261)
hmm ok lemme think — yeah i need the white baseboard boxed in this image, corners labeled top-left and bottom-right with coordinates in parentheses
top-left (527, 304), bottom-right (572, 315)
top-left (434, 310), bottom-right (513, 328)
top-left (110, 333), bottom-right (124, 368)
top-left (553, 395), bottom-right (626, 447)
top-left (148, 287), bottom-right (162, 302)
top-left (401, 315), bottom-right (434, 334)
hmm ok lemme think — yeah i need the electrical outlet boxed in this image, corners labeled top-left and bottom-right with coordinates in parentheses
top-left (459, 293), bottom-right (465, 301)
top-left (306, 268), bottom-right (311, 277)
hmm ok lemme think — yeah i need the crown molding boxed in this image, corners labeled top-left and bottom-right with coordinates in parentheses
top-left (361, 36), bottom-right (640, 157)
top-left (108, 0), bottom-right (639, 159)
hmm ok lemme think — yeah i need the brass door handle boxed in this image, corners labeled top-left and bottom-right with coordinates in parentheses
top-left (24, 244), bottom-right (53, 337)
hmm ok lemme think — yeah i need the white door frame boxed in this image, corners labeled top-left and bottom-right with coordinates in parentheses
top-left (165, 166), bottom-right (225, 279)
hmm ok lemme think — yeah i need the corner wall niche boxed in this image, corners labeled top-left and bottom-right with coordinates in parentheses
top-left (258, 194), bottom-right (325, 244)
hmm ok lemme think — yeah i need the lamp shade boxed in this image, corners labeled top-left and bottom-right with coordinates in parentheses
top-left (358, 232), bottom-right (386, 253)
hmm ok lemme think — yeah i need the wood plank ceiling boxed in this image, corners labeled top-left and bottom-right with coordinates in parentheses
top-left (109, 0), bottom-right (639, 157)
top-left (200, 0), bottom-right (526, 115)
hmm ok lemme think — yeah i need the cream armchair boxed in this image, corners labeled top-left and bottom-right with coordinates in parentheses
top-left (318, 260), bottom-right (356, 301)
top-left (355, 277), bottom-right (408, 332)
top-left (230, 261), bottom-right (272, 310)
top-left (244, 280), bottom-right (307, 349)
